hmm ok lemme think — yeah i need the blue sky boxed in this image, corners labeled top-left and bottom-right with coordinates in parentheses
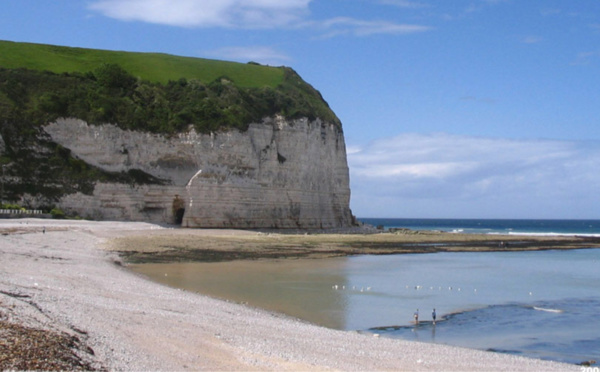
top-left (1, 0), bottom-right (599, 219)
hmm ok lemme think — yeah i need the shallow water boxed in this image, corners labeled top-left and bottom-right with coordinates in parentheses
top-left (377, 299), bottom-right (600, 364)
top-left (130, 248), bottom-right (600, 364)
top-left (130, 258), bottom-right (352, 329)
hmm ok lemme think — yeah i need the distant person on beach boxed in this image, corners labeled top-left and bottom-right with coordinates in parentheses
top-left (413, 309), bottom-right (419, 324)
top-left (432, 308), bottom-right (436, 325)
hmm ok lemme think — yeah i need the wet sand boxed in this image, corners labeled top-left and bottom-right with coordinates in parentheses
top-left (0, 219), bottom-right (582, 371)
top-left (108, 225), bottom-right (600, 263)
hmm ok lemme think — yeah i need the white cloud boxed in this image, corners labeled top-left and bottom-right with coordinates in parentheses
top-left (204, 46), bottom-right (291, 65)
top-left (349, 133), bottom-right (600, 218)
top-left (88, 0), bottom-right (311, 29)
top-left (89, 0), bottom-right (432, 37)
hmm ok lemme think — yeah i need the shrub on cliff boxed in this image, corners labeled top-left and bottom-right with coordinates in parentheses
top-left (0, 65), bottom-right (339, 136)
top-left (50, 208), bottom-right (65, 219)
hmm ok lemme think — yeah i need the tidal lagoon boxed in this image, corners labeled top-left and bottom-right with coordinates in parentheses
top-left (131, 245), bottom-right (600, 365)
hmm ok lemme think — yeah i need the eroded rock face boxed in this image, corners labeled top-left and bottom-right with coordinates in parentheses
top-left (44, 117), bottom-right (353, 228)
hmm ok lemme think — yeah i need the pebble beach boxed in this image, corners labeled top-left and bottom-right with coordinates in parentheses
top-left (0, 219), bottom-right (579, 371)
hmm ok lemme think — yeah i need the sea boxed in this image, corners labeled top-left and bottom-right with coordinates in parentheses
top-left (360, 217), bottom-right (600, 236)
top-left (130, 218), bottom-right (600, 366)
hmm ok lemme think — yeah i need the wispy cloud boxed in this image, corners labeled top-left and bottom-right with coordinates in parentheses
top-left (88, 0), bottom-right (432, 37)
top-left (540, 8), bottom-right (561, 17)
top-left (319, 17), bottom-right (431, 37)
top-left (88, 0), bottom-right (311, 29)
top-left (204, 46), bottom-right (291, 65)
top-left (571, 51), bottom-right (600, 66)
top-left (465, 0), bottom-right (510, 14)
top-left (460, 96), bottom-right (497, 104)
top-left (590, 24), bottom-right (600, 33)
top-left (349, 133), bottom-right (600, 218)
top-left (521, 35), bottom-right (543, 44)
top-left (377, 0), bottom-right (429, 9)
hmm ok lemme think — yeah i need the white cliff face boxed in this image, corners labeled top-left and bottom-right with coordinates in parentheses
top-left (44, 117), bottom-right (353, 228)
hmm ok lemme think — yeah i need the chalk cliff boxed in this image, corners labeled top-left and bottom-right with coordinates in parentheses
top-left (43, 117), bottom-right (353, 228)
top-left (0, 41), bottom-right (355, 228)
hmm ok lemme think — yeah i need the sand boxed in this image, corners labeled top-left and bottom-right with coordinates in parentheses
top-left (0, 219), bottom-right (579, 371)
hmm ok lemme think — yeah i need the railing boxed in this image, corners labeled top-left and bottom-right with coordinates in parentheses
top-left (0, 209), bottom-right (45, 215)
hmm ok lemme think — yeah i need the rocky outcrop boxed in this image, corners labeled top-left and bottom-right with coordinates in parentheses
top-left (43, 117), bottom-right (353, 229)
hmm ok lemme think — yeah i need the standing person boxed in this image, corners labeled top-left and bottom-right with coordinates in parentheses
top-left (432, 308), bottom-right (437, 325)
top-left (413, 309), bottom-right (419, 324)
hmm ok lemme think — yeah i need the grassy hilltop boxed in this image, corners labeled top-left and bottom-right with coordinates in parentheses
top-left (0, 40), bottom-right (283, 87)
top-left (0, 40), bottom-right (339, 133)
top-left (0, 40), bottom-right (340, 208)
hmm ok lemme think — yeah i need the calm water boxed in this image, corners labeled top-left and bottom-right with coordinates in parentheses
top-left (130, 248), bottom-right (600, 365)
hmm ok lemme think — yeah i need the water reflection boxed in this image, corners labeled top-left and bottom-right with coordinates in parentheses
top-left (130, 258), bottom-right (351, 329)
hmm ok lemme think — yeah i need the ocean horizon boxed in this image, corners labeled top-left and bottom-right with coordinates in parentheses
top-left (358, 217), bottom-right (600, 237)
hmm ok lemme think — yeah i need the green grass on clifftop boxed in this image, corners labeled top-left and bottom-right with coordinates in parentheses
top-left (0, 40), bottom-right (283, 87)
top-left (0, 40), bottom-right (341, 132)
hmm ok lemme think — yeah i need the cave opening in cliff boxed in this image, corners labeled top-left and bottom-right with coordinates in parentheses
top-left (172, 195), bottom-right (185, 225)
top-left (174, 208), bottom-right (185, 225)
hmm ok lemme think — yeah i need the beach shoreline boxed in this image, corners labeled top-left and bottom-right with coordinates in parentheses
top-left (0, 219), bottom-right (583, 370)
